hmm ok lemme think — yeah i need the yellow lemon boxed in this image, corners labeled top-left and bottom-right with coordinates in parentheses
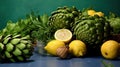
top-left (69, 40), bottom-right (87, 57)
top-left (54, 29), bottom-right (72, 43)
top-left (94, 12), bottom-right (104, 17)
top-left (44, 40), bottom-right (65, 56)
top-left (87, 10), bottom-right (96, 16)
top-left (101, 40), bottom-right (120, 59)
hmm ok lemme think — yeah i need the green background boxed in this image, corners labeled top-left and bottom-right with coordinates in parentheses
top-left (0, 0), bottom-right (120, 29)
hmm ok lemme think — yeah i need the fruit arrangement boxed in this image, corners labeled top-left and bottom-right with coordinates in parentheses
top-left (0, 6), bottom-right (120, 63)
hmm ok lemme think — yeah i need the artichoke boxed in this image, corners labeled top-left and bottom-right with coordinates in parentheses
top-left (108, 17), bottom-right (120, 34)
top-left (0, 13), bottom-right (37, 62)
top-left (49, 6), bottom-right (81, 31)
top-left (107, 12), bottom-right (120, 34)
top-left (0, 34), bottom-right (33, 62)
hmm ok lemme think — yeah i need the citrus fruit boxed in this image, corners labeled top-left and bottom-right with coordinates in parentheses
top-left (101, 40), bottom-right (120, 59)
top-left (94, 12), bottom-right (104, 17)
top-left (44, 40), bottom-right (65, 56)
top-left (87, 10), bottom-right (96, 16)
top-left (54, 29), bottom-right (72, 43)
top-left (69, 40), bottom-right (87, 57)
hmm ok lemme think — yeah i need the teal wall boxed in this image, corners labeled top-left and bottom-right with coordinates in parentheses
top-left (0, 0), bottom-right (120, 29)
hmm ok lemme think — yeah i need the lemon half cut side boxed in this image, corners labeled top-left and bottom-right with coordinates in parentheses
top-left (54, 29), bottom-right (72, 43)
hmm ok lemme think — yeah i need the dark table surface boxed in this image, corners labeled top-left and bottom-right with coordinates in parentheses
top-left (0, 50), bottom-right (120, 67)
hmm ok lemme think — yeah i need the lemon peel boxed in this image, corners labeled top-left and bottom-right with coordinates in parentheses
top-left (69, 40), bottom-right (87, 57)
top-left (44, 40), bottom-right (65, 56)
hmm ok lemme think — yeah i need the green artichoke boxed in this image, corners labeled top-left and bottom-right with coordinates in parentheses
top-left (49, 6), bottom-right (81, 31)
top-left (106, 12), bottom-right (120, 34)
top-left (0, 34), bottom-right (33, 62)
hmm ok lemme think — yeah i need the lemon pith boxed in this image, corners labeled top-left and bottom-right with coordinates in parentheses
top-left (54, 29), bottom-right (72, 43)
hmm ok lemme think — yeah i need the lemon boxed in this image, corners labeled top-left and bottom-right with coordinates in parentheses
top-left (54, 29), bottom-right (72, 43)
top-left (44, 40), bottom-right (65, 56)
top-left (94, 12), bottom-right (104, 17)
top-left (69, 40), bottom-right (87, 57)
top-left (101, 40), bottom-right (120, 59)
top-left (88, 10), bottom-right (96, 16)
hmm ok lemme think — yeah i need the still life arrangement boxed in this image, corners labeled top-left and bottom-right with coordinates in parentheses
top-left (0, 6), bottom-right (120, 64)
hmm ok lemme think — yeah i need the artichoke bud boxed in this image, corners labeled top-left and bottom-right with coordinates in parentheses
top-left (5, 51), bottom-right (12, 58)
top-left (3, 37), bottom-right (11, 44)
top-left (6, 43), bottom-right (14, 52)
top-left (13, 48), bottom-right (22, 56)
top-left (11, 38), bottom-right (21, 45)
top-left (0, 43), bottom-right (4, 51)
top-left (17, 56), bottom-right (24, 61)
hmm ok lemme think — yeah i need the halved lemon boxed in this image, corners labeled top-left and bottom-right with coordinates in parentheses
top-left (54, 29), bottom-right (72, 43)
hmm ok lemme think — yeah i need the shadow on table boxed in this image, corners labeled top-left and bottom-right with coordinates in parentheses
top-left (0, 60), bottom-right (34, 64)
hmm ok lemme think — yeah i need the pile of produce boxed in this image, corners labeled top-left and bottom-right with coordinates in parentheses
top-left (0, 6), bottom-right (120, 62)
top-left (44, 6), bottom-right (120, 59)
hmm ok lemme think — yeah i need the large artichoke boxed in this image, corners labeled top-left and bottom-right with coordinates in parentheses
top-left (0, 34), bottom-right (33, 62)
top-left (0, 13), bottom-right (39, 62)
top-left (49, 6), bottom-right (81, 31)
